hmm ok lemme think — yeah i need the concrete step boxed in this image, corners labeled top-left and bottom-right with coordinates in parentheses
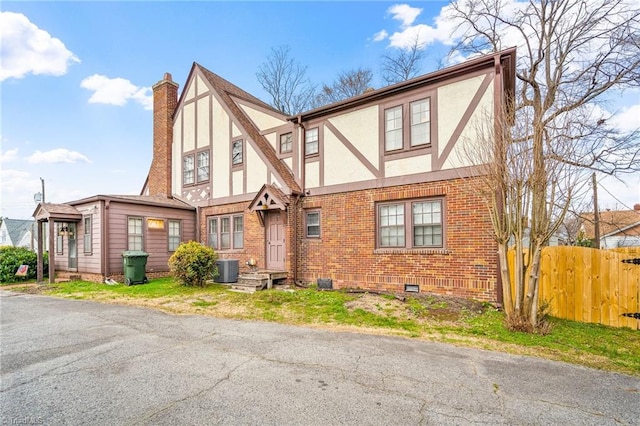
top-left (230, 282), bottom-right (263, 293)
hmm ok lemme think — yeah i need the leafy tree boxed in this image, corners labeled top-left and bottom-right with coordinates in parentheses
top-left (256, 46), bottom-right (316, 115)
top-left (450, 0), bottom-right (640, 331)
top-left (168, 241), bottom-right (218, 287)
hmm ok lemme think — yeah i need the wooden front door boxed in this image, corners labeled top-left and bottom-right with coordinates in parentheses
top-left (266, 211), bottom-right (285, 270)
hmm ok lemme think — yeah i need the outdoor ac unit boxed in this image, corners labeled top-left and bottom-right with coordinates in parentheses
top-left (215, 259), bottom-right (239, 283)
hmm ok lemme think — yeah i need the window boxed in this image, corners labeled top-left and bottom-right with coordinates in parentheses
top-left (208, 214), bottom-right (243, 250)
top-left (377, 199), bottom-right (443, 249)
top-left (412, 201), bottom-right (442, 247)
top-left (384, 97), bottom-right (432, 152)
top-left (168, 220), bottom-right (181, 252)
top-left (232, 140), bottom-right (243, 165)
top-left (128, 217), bottom-right (144, 251)
top-left (83, 216), bottom-right (92, 255)
top-left (197, 151), bottom-right (209, 182)
top-left (410, 99), bottom-right (430, 147)
top-left (233, 216), bottom-right (243, 249)
top-left (56, 223), bottom-right (63, 255)
top-left (305, 210), bottom-right (320, 238)
top-left (305, 127), bottom-right (318, 156)
top-left (280, 132), bottom-right (292, 154)
top-left (385, 106), bottom-right (403, 151)
top-left (183, 155), bottom-right (195, 185)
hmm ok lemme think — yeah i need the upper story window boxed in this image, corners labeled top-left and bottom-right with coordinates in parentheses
top-left (410, 99), bottom-right (430, 147)
top-left (384, 96), bottom-right (432, 153)
top-left (377, 198), bottom-right (443, 249)
top-left (197, 151), bottom-right (210, 182)
top-left (128, 217), bottom-right (144, 251)
top-left (83, 215), bottom-right (92, 255)
top-left (280, 132), bottom-right (293, 154)
top-left (232, 140), bottom-right (243, 165)
top-left (168, 220), bottom-right (181, 252)
top-left (385, 106), bottom-right (403, 151)
top-left (183, 154), bottom-right (195, 185)
top-left (305, 127), bottom-right (319, 156)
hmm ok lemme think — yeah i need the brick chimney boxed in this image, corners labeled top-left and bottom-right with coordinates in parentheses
top-left (149, 72), bottom-right (179, 197)
top-left (634, 203), bottom-right (640, 211)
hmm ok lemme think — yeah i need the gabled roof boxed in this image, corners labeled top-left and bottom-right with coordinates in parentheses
top-left (33, 203), bottom-right (83, 221)
top-left (248, 184), bottom-right (290, 212)
top-left (581, 208), bottom-right (640, 238)
top-left (2, 219), bottom-right (34, 244)
top-left (193, 63), bottom-right (301, 195)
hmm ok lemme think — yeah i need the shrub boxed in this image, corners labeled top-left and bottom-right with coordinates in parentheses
top-left (0, 246), bottom-right (48, 283)
top-left (168, 241), bottom-right (218, 287)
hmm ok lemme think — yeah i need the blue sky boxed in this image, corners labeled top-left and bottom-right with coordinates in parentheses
top-left (1, 1), bottom-right (638, 220)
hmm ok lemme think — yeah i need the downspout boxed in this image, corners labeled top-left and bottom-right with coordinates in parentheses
top-left (294, 115), bottom-right (305, 284)
top-left (103, 200), bottom-right (110, 279)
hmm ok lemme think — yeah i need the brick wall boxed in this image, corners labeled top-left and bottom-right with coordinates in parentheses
top-left (295, 177), bottom-right (499, 302)
top-left (150, 73), bottom-right (179, 197)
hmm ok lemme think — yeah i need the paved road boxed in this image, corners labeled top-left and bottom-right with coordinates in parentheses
top-left (1, 290), bottom-right (639, 425)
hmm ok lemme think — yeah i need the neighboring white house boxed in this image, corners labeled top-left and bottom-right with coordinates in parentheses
top-left (0, 219), bottom-right (36, 249)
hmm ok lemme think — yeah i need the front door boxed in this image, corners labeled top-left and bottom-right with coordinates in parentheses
top-left (68, 223), bottom-right (77, 271)
top-left (265, 211), bottom-right (285, 270)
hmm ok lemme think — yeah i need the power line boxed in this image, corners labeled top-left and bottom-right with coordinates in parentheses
top-left (597, 181), bottom-right (636, 211)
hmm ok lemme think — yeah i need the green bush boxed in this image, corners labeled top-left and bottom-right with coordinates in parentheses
top-left (168, 241), bottom-right (218, 287)
top-left (0, 246), bottom-right (48, 283)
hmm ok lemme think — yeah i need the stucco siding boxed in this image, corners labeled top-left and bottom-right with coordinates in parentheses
top-left (437, 74), bottom-right (485, 158)
top-left (240, 103), bottom-right (286, 132)
top-left (324, 126), bottom-right (376, 185)
top-left (246, 143), bottom-right (267, 193)
top-left (212, 99), bottom-right (230, 198)
top-left (183, 103), bottom-right (196, 152)
top-left (385, 154), bottom-right (432, 177)
top-left (196, 97), bottom-right (210, 149)
top-left (327, 105), bottom-right (379, 168)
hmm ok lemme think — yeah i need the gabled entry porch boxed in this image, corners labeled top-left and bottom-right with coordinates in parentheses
top-left (33, 203), bottom-right (82, 284)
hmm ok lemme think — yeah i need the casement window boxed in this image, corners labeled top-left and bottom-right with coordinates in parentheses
top-left (168, 220), bottom-right (181, 252)
top-left (305, 127), bottom-right (319, 156)
top-left (384, 97), bottom-right (432, 152)
top-left (83, 216), bottom-right (92, 255)
top-left (377, 199), bottom-right (443, 249)
top-left (197, 151), bottom-right (210, 182)
top-left (128, 217), bottom-right (144, 251)
top-left (183, 154), bottom-right (195, 185)
top-left (232, 140), bottom-right (243, 165)
top-left (410, 99), bottom-right (430, 147)
top-left (305, 210), bottom-right (320, 238)
top-left (280, 132), bottom-right (292, 154)
top-left (208, 214), bottom-right (243, 250)
top-left (385, 106), bottom-right (403, 151)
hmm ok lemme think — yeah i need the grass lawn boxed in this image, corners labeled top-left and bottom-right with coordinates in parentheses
top-left (3, 277), bottom-right (639, 377)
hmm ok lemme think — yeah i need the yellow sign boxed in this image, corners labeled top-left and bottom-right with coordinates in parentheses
top-left (147, 218), bottom-right (165, 230)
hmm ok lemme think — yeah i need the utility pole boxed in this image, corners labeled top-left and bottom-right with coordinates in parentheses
top-left (592, 173), bottom-right (600, 249)
top-left (40, 177), bottom-right (45, 203)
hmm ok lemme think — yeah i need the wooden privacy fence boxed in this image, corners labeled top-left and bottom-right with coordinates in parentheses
top-left (508, 246), bottom-right (640, 329)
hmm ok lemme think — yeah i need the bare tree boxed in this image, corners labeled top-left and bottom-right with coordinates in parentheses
top-left (450, 0), bottom-right (640, 331)
top-left (312, 68), bottom-right (374, 108)
top-left (380, 35), bottom-right (427, 85)
top-left (256, 46), bottom-right (316, 115)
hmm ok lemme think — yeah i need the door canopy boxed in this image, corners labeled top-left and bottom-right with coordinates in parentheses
top-left (248, 184), bottom-right (289, 226)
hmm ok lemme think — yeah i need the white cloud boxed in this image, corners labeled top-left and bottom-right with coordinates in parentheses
top-left (387, 4), bottom-right (422, 28)
top-left (609, 104), bottom-right (640, 134)
top-left (80, 74), bottom-right (153, 110)
top-left (27, 148), bottom-right (92, 164)
top-left (1, 148), bottom-right (19, 163)
top-left (0, 169), bottom-right (32, 193)
top-left (372, 30), bottom-right (388, 42)
top-left (0, 11), bottom-right (80, 81)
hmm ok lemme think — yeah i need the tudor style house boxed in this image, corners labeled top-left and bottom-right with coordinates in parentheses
top-left (141, 47), bottom-right (516, 301)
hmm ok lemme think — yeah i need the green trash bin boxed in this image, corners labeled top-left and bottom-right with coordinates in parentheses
top-left (122, 251), bottom-right (149, 285)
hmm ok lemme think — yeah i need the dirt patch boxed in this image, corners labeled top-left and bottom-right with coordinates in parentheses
top-left (344, 291), bottom-right (490, 322)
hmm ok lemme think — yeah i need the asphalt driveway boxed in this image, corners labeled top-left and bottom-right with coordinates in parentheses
top-left (1, 290), bottom-right (639, 425)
